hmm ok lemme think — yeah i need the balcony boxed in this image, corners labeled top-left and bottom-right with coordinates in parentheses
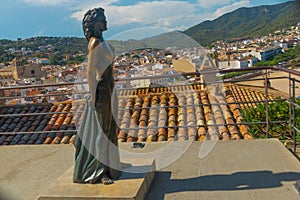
top-left (0, 66), bottom-right (299, 154)
top-left (1, 65), bottom-right (300, 199)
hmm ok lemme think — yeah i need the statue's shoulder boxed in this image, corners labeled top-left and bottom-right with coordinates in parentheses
top-left (88, 37), bottom-right (100, 53)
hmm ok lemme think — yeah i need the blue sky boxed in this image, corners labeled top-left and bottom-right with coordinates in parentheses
top-left (0, 0), bottom-right (292, 40)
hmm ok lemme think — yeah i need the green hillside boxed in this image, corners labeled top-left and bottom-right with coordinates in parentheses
top-left (1, 1), bottom-right (299, 57)
top-left (108, 31), bottom-right (202, 55)
top-left (184, 1), bottom-right (300, 46)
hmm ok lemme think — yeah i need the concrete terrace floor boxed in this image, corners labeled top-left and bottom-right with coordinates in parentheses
top-left (239, 67), bottom-right (300, 97)
top-left (0, 139), bottom-right (300, 200)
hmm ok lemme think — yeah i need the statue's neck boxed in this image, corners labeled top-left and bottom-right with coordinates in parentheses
top-left (95, 36), bottom-right (104, 42)
top-left (94, 32), bottom-right (104, 42)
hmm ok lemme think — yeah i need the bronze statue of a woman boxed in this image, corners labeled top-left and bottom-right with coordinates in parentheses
top-left (73, 7), bottom-right (121, 185)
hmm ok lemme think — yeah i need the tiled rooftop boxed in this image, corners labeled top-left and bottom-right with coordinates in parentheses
top-left (0, 84), bottom-right (281, 145)
top-left (227, 84), bottom-right (275, 109)
top-left (117, 84), bottom-right (254, 142)
top-left (0, 102), bottom-right (77, 145)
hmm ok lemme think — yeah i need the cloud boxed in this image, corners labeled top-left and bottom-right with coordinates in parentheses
top-left (198, 0), bottom-right (232, 8)
top-left (213, 0), bottom-right (251, 18)
top-left (108, 1), bottom-right (198, 26)
top-left (71, 1), bottom-right (208, 31)
top-left (72, 0), bottom-right (119, 9)
top-left (69, 0), bottom-right (255, 39)
top-left (24, 0), bottom-right (73, 6)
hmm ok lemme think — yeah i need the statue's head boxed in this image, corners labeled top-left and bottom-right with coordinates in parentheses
top-left (82, 7), bottom-right (107, 41)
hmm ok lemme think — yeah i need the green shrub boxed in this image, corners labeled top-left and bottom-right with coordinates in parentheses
top-left (241, 97), bottom-right (300, 141)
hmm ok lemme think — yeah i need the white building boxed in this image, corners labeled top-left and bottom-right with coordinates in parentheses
top-left (38, 58), bottom-right (50, 65)
top-left (218, 59), bottom-right (250, 70)
top-left (245, 47), bottom-right (282, 61)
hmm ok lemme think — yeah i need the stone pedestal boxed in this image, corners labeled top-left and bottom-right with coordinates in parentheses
top-left (38, 158), bottom-right (155, 200)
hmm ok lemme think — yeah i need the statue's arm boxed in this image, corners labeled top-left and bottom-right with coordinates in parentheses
top-left (87, 37), bottom-right (100, 107)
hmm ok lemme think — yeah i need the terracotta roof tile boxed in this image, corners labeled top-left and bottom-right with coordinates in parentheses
top-left (116, 83), bottom-right (257, 142)
top-left (0, 83), bottom-right (280, 145)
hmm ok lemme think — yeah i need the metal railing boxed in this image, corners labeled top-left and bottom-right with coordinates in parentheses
top-left (0, 65), bottom-right (299, 153)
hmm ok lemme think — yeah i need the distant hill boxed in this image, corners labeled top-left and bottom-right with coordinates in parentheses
top-left (1, 1), bottom-right (299, 57)
top-left (184, 1), bottom-right (300, 46)
top-left (108, 31), bottom-right (202, 55)
top-left (116, 1), bottom-right (300, 50)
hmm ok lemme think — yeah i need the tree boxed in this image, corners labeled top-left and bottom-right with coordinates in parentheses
top-left (241, 97), bottom-right (300, 142)
top-left (49, 55), bottom-right (59, 65)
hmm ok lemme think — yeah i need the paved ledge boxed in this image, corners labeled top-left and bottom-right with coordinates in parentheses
top-left (38, 158), bottom-right (155, 200)
top-left (0, 139), bottom-right (299, 200)
top-left (146, 139), bottom-right (300, 200)
top-left (0, 145), bottom-right (74, 200)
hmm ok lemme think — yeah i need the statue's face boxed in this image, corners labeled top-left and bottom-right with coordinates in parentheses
top-left (94, 14), bottom-right (107, 33)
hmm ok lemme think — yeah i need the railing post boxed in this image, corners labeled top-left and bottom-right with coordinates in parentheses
top-left (292, 78), bottom-right (296, 153)
top-left (289, 73), bottom-right (293, 151)
top-left (265, 69), bottom-right (269, 138)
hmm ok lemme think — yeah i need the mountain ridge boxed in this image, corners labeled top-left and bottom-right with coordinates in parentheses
top-left (1, 1), bottom-right (299, 55)
top-left (183, 1), bottom-right (300, 46)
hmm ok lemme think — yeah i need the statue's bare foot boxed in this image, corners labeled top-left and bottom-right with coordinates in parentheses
top-left (101, 175), bottom-right (114, 185)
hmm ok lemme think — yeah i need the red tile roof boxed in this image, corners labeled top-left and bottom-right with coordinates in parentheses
top-left (116, 84), bottom-right (254, 142)
top-left (0, 102), bottom-right (76, 145)
top-left (0, 83), bottom-right (279, 145)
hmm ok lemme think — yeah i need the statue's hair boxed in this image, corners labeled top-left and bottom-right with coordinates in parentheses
top-left (82, 7), bottom-right (105, 41)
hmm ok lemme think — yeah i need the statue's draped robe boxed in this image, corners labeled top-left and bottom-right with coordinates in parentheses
top-left (73, 39), bottom-right (121, 183)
